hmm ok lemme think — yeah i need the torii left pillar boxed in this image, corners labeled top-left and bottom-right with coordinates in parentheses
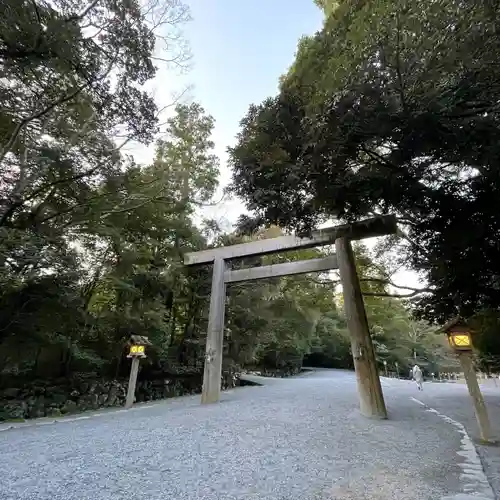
top-left (201, 258), bottom-right (227, 404)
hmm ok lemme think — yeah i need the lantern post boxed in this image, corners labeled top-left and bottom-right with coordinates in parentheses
top-left (125, 335), bottom-right (151, 409)
top-left (441, 319), bottom-right (494, 443)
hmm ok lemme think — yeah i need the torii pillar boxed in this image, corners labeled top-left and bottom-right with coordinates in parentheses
top-left (336, 236), bottom-right (387, 418)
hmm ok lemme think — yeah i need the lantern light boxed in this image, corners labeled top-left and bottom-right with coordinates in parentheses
top-left (127, 344), bottom-right (146, 357)
top-left (441, 318), bottom-right (473, 352)
top-left (447, 332), bottom-right (472, 351)
top-left (127, 336), bottom-right (151, 358)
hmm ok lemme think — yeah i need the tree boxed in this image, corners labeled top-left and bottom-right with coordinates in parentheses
top-left (307, 242), bottom-right (456, 374)
top-left (78, 102), bottom-right (220, 374)
top-left (0, 0), bottom-right (194, 380)
top-left (0, 100), bottom-right (219, 379)
top-left (0, 0), bottom-right (190, 279)
top-left (469, 309), bottom-right (500, 373)
top-left (155, 103), bottom-right (219, 207)
top-left (229, 0), bottom-right (500, 322)
top-left (221, 227), bottom-right (325, 371)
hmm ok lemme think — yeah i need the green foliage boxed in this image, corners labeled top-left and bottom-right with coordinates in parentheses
top-left (469, 310), bottom-right (500, 372)
top-left (353, 243), bottom-right (456, 374)
top-left (313, 0), bottom-right (339, 17)
top-left (229, 0), bottom-right (500, 334)
top-left (222, 228), bottom-right (325, 369)
top-left (307, 311), bottom-right (352, 369)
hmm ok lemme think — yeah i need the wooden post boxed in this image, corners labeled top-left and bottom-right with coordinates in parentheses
top-left (336, 237), bottom-right (388, 419)
top-left (457, 351), bottom-right (493, 442)
top-left (201, 258), bottom-right (227, 404)
top-left (125, 356), bottom-right (140, 409)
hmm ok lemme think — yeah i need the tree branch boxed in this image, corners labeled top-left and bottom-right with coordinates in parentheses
top-left (394, 11), bottom-right (406, 112)
top-left (66, 0), bottom-right (101, 23)
top-left (0, 83), bottom-right (88, 166)
top-left (309, 275), bottom-right (431, 298)
top-left (395, 225), bottom-right (431, 259)
top-left (360, 277), bottom-right (430, 294)
top-left (368, 210), bottom-right (431, 260)
top-left (362, 290), bottom-right (425, 298)
top-left (0, 134), bottom-right (130, 228)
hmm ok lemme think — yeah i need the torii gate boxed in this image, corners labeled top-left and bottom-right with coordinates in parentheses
top-left (184, 215), bottom-right (397, 419)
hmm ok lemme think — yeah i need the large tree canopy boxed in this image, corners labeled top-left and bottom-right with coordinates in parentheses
top-left (0, 0), bottom-right (190, 234)
top-left (229, 0), bottom-right (500, 321)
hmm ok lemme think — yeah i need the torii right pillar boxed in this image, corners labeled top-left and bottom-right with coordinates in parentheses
top-left (336, 236), bottom-right (388, 419)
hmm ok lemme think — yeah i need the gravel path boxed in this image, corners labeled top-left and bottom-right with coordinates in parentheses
top-left (1, 369), bottom-right (498, 500)
top-left (387, 377), bottom-right (500, 499)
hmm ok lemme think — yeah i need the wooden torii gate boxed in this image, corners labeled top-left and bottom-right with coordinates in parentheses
top-left (184, 215), bottom-right (397, 419)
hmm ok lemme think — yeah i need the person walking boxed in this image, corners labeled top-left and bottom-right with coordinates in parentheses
top-left (412, 364), bottom-right (424, 391)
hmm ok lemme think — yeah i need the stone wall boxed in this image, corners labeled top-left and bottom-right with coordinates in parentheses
top-left (0, 369), bottom-right (239, 421)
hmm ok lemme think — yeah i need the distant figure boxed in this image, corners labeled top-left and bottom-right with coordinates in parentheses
top-left (412, 364), bottom-right (424, 391)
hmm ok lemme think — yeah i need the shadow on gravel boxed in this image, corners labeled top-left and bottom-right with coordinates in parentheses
top-left (238, 378), bottom-right (262, 387)
top-left (238, 368), bottom-right (313, 387)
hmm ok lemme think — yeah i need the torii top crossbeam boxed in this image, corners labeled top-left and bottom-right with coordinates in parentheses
top-left (184, 215), bottom-right (397, 266)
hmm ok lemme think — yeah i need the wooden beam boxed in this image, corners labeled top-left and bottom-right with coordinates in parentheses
top-left (184, 215), bottom-right (396, 266)
top-left (224, 255), bottom-right (338, 283)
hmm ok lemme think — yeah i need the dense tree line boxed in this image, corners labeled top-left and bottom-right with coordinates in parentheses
top-left (0, 0), bottom-right (471, 402)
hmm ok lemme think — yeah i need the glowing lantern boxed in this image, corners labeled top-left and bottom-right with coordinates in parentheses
top-left (441, 318), bottom-right (473, 352)
top-left (447, 332), bottom-right (472, 350)
top-left (126, 335), bottom-right (151, 358)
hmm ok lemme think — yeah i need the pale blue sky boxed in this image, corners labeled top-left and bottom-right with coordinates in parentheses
top-left (184, 0), bottom-right (323, 189)
top-left (129, 1), bottom-right (323, 224)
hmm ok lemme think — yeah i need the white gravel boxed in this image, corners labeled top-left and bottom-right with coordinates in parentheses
top-left (398, 377), bottom-right (500, 500)
top-left (1, 369), bottom-right (496, 500)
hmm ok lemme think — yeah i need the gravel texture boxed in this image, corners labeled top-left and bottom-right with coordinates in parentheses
top-left (1, 369), bottom-right (497, 500)
top-left (391, 377), bottom-right (500, 499)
